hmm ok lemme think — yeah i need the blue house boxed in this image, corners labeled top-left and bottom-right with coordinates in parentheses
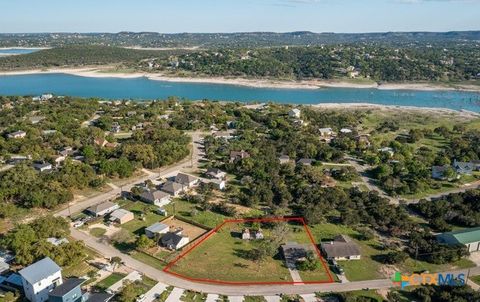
top-left (48, 278), bottom-right (86, 302)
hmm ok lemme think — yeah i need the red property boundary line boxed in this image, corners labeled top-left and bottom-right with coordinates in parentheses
top-left (163, 216), bottom-right (335, 285)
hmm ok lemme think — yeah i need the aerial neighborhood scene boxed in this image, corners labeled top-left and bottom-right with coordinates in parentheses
top-left (0, 1), bottom-right (480, 302)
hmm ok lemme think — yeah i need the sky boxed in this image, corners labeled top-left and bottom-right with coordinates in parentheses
top-left (1, 0), bottom-right (479, 33)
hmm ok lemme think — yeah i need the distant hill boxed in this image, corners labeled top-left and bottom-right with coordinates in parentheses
top-left (0, 31), bottom-right (479, 48)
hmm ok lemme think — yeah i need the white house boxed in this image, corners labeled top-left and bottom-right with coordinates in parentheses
top-left (33, 162), bottom-right (53, 172)
top-left (140, 189), bottom-right (171, 207)
top-left (288, 109), bottom-right (301, 118)
top-left (19, 257), bottom-right (62, 302)
top-left (320, 235), bottom-right (361, 261)
top-left (86, 201), bottom-right (120, 217)
top-left (175, 173), bottom-right (199, 187)
top-left (205, 168), bottom-right (226, 180)
top-left (161, 231), bottom-right (189, 250)
top-left (7, 130), bottom-right (27, 139)
top-left (145, 222), bottom-right (170, 239)
top-left (161, 181), bottom-right (184, 197)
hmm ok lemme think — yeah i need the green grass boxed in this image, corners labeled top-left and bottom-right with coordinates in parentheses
top-left (398, 257), bottom-right (475, 274)
top-left (164, 198), bottom-right (228, 228)
top-left (90, 227), bottom-right (107, 237)
top-left (131, 251), bottom-right (168, 270)
top-left (319, 290), bottom-right (385, 302)
top-left (470, 275), bottom-right (480, 285)
top-left (244, 297), bottom-right (267, 302)
top-left (157, 286), bottom-right (174, 302)
top-left (120, 200), bottom-right (168, 235)
top-left (95, 272), bottom-right (126, 290)
top-left (180, 290), bottom-right (207, 302)
top-left (308, 223), bottom-right (387, 281)
top-left (167, 221), bottom-right (331, 283)
top-left (62, 261), bottom-right (97, 278)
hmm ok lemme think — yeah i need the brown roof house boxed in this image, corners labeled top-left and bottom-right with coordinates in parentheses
top-left (229, 150), bottom-right (250, 162)
top-left (321, 235), bottom-right (361, 261)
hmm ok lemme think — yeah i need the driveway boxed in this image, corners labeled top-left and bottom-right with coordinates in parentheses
top-left (142, 282), bottom-right (168, 302)
top-left (165, 287), bottom-right (185, 302)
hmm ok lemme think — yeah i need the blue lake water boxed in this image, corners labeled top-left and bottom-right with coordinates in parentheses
top-left (0, 73), bottom-right (479, 112)
top-left (0, 48), bottom-right (42, 55)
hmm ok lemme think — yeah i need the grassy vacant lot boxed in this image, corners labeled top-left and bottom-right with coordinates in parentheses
top-left (95, 272), bottom-right (126, 290)
top-left (164, 198), bottom-right (228, 228)
top-left (90, 227), bottom-right (107, 237)
top-left (167, 221), bottom-right (331, 283)
top-left (180, 290), bottom-right (207, 302)
top-left (319, 290), bottom-right (385, 302)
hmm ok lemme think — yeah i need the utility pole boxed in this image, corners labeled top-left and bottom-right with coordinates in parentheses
top-left (414, 246), bottom-right (419, 268)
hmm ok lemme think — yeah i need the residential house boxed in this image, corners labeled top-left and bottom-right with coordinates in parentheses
top-left (29, 116), bottom-right (45, 125)
top-left (161, 231), bottom-right (189, 250)
top-left (161, 181), bottom-right (184, 197)
top-left (278, 155), bottom-right (291, 165)
top-left (205, 168), bottom-right (226, 180)
top-left (7, 131), bottom-right (26, 139)
top-left (437, 227), bottom-right (480, 253)
top-left (453, 160), bottom-right (474, 175)
top-left (212, 131), bottom-right (235, 140)
top-left (48, 278), bottom-right (85, 302)
top-left (111, 123), bottom-right (121, 133)
top-left (378, 147), bottom-right (394, 157)
top-left (319, 128), bottom-right (334, 140)
top-left (86, 201), bottom-right (120, 217)
top-left (472, 160), bottom-right (480, 171)
top-left (19, 257), bottom-right (62, 302)
top-left (109, 209), bottom-right (134, 225)
top-left (0, 250), bottom-right (14, 274)
top-left (288, 109), bottom-right (301, 118)
top-left (297, 158), bottom-right (315, 166)
top-left (33, 162), bottom-right (52, 172)
top-left (145, 222), bottom-right (170, 239)
top-left (229, 150), bottom-right (250, 162)
top-left (356, 135), bottom-right (371, 148)
top-left (281, 242), bottom-right (310, 262)
top-left (432, 165), bottom-right (449, 180)
top-left (140, 189), bottom-right (171, 207)
top-left (175, 173), bottom-right (199, 188)
top-left (46, 238), bottom-right (69, 246)
top-left (53, 155), bottom-right (66, 167)
top-left (320, 235), bottom-right (361, 260)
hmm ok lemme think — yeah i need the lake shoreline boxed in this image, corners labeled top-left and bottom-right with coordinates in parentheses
top-left (1, 67), bottom-right (480, 92)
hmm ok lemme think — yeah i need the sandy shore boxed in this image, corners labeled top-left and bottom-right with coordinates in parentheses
top-left (1, 67), bottom-right (480, 92)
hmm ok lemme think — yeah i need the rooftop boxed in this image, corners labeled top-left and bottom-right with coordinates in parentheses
top-left (49, 278), bottom-right (85, 297)
top-left (439, 226), bottom-right (480, 245)
top-left (18, 257), bottom-right (61, 285)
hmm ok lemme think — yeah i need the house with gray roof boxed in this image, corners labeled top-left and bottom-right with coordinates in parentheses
top-left (140, 189), bottom-right (171, 207)
top-left (145, 222), bottom-right (170, 239)
top-left (86, 201), bottom-right (119, 217)
top-left (175, 173), bottom-right (199, 187)
top-left (161, 181), bottom-right (184, 197)
top-left (19, 257), bottom-right (62, 302)
top-left (161, 231), bottom-right (189, 250)
top-left (49, 278), bottom-right (85, 302)
top-left (453, 160), bottom-right (474, 175)
top-left (320, 235), bottom-right (361, 261)
top-left (437, 227), bottom-right (480, 253)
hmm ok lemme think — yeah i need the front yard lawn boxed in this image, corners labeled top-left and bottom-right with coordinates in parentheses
top-left (95, 272), bottom-right (126, 290)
